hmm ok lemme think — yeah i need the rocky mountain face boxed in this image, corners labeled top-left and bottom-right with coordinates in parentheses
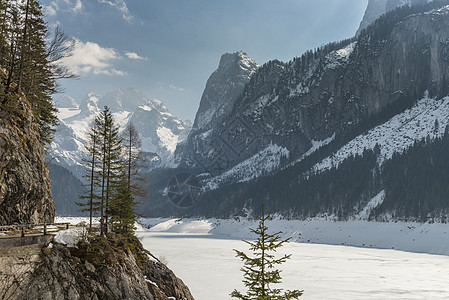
top-left (356, 0), bottom-right (432, 35)
top-left (50, 88), bottom-right (191, 180)
top-left (177, 51), bottom-right (259, 169)
top-left (0, 95), bottom-right (55, 225)
top-left (0, 241), bottom-right (193, 300)
top-left (191, 51), bottom-right (260, 132)
top-left (180, 3), bottom-right (449, 179)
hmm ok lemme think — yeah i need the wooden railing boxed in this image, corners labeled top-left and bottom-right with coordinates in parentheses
top-left (0, 222), bottom-right (70, 238)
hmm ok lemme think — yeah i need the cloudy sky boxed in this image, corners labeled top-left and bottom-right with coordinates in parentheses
top-left (42, 0), bottom-right (369, 121)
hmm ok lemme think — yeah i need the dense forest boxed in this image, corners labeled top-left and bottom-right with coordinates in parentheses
top-left (375, 131), bottom-right (449, 222)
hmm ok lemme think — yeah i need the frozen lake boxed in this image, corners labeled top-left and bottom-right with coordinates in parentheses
top-left (139, 231), bottom-right (449, 300)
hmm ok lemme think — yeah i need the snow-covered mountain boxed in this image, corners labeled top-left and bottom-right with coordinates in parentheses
top-left (202, 93), bottom-right (449, 191)
top-left (50, 88), bottom-right (191, 179)
top-left (144, 2), bottom-right (449, 220)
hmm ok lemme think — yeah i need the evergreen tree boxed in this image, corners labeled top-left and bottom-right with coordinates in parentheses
top-left (231, 205), bottom-right (303, 299)
top-left (109, 169), bottom-right (138, 236)
top-left (95, 106), bottom-right (123, 235)
top-left (78, 114), bottom-right (143, 237)
top-left (108, 122), bottom-right (146, 236)
top-left (121, 122), bottom-right (147, 199)
top-left (77, 122), bottom-right (101, 230)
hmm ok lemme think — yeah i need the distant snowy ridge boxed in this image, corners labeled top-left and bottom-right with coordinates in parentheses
top-left (311, 95), bottom-right (449, 174)
top-left (50, 88), bottom-right (191, 179)
top-left (202, 95), bottom-right (449, 192)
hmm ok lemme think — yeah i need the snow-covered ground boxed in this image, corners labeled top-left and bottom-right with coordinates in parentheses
top-left (140, 217), bottom-right (449, 256)
top-left (56, 215), bottom-right (449, 256)
top-left (138, 218), bottom-right (449, 300)
top-left (54, 217), bottom-right (449, 299)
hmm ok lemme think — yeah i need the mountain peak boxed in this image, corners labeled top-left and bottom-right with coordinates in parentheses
top-left (190, 51), bottom-right (259, 132)
top-left (218, 51), bottom-right (259, 74)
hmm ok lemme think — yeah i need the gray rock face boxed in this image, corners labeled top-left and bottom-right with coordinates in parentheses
top-left (0, 243), bottom-right (194, 300)
top-left (181, 5), bottom-right (449, 180)
top-left (178, 51), bottom-right (259, 170)
top-left (192, 51), bottom-right (260, 132)
top-left (357, 0), bottom-right (389, 36)
top-left (356, 0), bottom-right (431, 35)
top-left (0, 95), bottom-right (55, 225)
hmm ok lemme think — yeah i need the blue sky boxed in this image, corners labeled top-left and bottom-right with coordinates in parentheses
top-left (42, 0), bottom-right (369, 121)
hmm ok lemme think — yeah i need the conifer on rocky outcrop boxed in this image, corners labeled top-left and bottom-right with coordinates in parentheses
top-left (79, 109), bottom-right (144, 237)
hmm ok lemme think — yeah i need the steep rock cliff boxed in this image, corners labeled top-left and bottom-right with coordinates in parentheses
top-left (0, 94), bottom-right (55, 225)
top-left (178, 51), bottom-right (259, 170)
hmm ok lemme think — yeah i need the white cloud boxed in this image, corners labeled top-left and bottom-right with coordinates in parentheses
top-left (98, 0), bottom-right (133, 22)
top-left (44, 0), bottom-right (83, 16)
top-left (62, 39), bottom-right (126, 77)
top-left (125, 51), bottom-right (148, 61)
top-left (44, 5), bottom-right (57, 16)
top-left (169, 84), bottom-right (185, 92)
top-left (158, 82), bottom-right (185, 92)
top-left (73, 0), bottom-right (83, 13)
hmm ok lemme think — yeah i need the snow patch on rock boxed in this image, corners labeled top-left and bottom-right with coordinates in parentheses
top-left (203, 144), bottom-right (290, 191)
top-left (54, 228), bottom-right (87, 248)
top-left (312, 95), bottom-right (449, 174)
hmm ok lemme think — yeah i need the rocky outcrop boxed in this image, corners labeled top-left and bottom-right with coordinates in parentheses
top-left (0, 241), bottom-right (193, 300)
top-left (357, 0), bottom-right (389, 36)
top-left (0, 94), bottom-right (55, 225)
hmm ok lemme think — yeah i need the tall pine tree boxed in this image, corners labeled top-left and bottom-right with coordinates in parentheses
top-left (121, 122), bottom-right (147, 199)
top-left (78, 122), bottom-right (102, 230)
top-left (95, 106), bottom-right (123, 235)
